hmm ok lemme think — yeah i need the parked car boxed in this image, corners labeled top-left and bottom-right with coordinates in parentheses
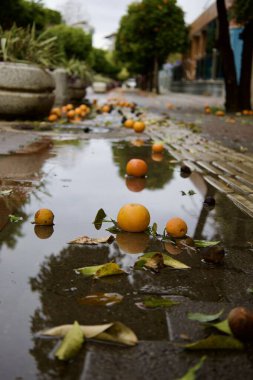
top-left (124, 78), bottom-right (137, 89)
top-left (92, 81), bottom-right (107, 93)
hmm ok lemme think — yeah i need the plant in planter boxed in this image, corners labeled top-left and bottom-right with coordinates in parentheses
top-left (0, 24), bottom-right (63, 119)
top-left (64, 59), bottom-right (93, 102)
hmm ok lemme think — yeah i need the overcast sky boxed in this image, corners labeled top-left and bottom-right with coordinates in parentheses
top-left (43, 0), bottom-right (214, 48)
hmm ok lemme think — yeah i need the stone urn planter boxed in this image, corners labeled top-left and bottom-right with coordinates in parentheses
top-left (0, 62), bottom-right (55, 119)
top-left (67, 76), bottom-right (87, 102)
top-left (52, 69), bottom-right (87, 105)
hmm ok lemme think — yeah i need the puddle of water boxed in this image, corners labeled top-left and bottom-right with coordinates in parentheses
top-left (0, 138), bottom-right (253, 379)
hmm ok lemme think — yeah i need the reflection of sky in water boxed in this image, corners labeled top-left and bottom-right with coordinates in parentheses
top-left (0, 138), bottom-right (245, 379)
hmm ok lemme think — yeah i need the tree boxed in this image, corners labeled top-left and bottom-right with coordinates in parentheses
top-left (88, 48), bottom-right (121, 79)
top-left (0, 0), bottom-right (62, 30)
top-left (115, 0), bottom-right (187, 93)
top-left (43, 24), bottom-right (92, 61)
top-left (216, 0), bottom-right (253, 111)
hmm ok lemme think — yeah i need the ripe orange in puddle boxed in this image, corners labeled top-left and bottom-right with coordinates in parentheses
top-left (48, 114), bottom-right (58, 122)
top-left (133, 121), bottom-right (145, 133)
top-left (34, 208), bottom-right (54, 226)
top-left (34, 225), bottom-right (54, 239)
top-left (165, 217), bottom-right (187, 238)
top-left (117, 203), bottom-right (150, 232)
top-left (151, 152), bottom-right (163, 162)
top-left (124, 119), bottom-right (134, 128)
top-left (126, 159), bottom-right (148, 177)
top-left (152, 143), bottom-right (164, 153)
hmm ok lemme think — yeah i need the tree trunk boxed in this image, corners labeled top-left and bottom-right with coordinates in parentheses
top-left (216, 0), bottom-right (239, 112)
top-left (238, 20), bottom-right (253, 110)
top-left (152, 56), bottom-right (160, 94)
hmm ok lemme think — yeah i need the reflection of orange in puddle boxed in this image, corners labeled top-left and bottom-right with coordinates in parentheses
top-left (34, 225), bottom-right (54, 239)
top-left (131, 139), bottom-right (145, 147)
top-left (125, 177), bottom-right (146, 192)
top-left (116, 232), bottom-right (150, 254)
top-left (151, 153), bottom-right (164, 162)
top-left (78, 292), bottom-right (123, 306)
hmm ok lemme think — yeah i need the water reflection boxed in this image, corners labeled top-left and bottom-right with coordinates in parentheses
top-left (111, 140), bottom-right (174, 189)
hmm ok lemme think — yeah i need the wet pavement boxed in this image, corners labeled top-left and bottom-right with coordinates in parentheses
top-left (0, 91), bottom-right (253, 379)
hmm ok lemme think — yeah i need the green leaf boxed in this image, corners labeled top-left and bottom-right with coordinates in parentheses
top-left (163, 255), bottom-right (190, 269)
top-left (93, 208), bottom-right (107, 230)
top-left (75, 264), bottom-right (104, 276)
top-left (151, 222), bottom-right (158, 238)
top-left (95, 263), bottom-right (126, 278)
top-left (184, 335), bottom-right (244, 350)
top-left (134, 252), bottom-right (190, 270)
top-left (142, 296), bottom-right (179, 309)
top-left (247, 287), bottom-right (253, 294)
top-left (55, 321), bottom-right (84, 361)
top-left (188, 309), bottom-right (224, 323)
top-left (188, 190), bottom-right (196, 196)
top-left (9, 214), bottom-right (23, 223)
top-left (106, 225), bottom-right (121, 233)
top-left (206, 319), bottom-right (232, 335)
top-left (177, 356), bottom-right (206, 380)
top-left (181, 191), bottom-right (187, 196)
top-left (194, 240), bottom-right (220, 248)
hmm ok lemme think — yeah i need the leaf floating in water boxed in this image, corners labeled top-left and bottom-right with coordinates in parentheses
top-left (75, 262), bottom-right (126, 278)
top-left (247, 287), bottom-right (253, 294)
top-left (206, 319), bottom-right (232, 335)
top-left (68, 235), bottom-right (114, 245)
top-left (137, 296), bottom-right (179, 309)
top-left (92, 208), bottom-right (107, 230)
top-left (177, 356), bottom-right (206, 380)
top-left (8, 214), bottom-right (23, 223)
top-left (188, 309), bottom-right (224, 323)
top-left (55, 321), bottom-right (84, 361)
top-left (135, 252), bottom-right (190, 270)
top-left (144, 253), bottom-right (165, 272)
top-left (184, 335), bottom-right (243, 350)
top-left (78, 292), bottom-right (123, 306)
top-left (41, 321), bottom-right (138, 346)
top-left (0, 189), bottom-right (12, 196)
top-left (194, 240), bottom-right (220, 248)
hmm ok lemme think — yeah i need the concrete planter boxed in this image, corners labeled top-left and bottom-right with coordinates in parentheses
top-left (0, 62), bottom-right (55, 119)
top-left (52, 69), bottom-right (87, 105)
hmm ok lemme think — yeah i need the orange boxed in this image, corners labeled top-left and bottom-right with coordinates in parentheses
top-left (66, 104), bottom-right (74, 111)
top-left (80, 104), bottom-right (87, 111)
top-left (165, 217), bottom-right (187, 238)
top-left (152, 143), bottom-right (164, 153)
top-left (117, 203), bottom-right (150, 232)
top-left (48, 114), bottom-right (58, 122)
top-left (204, 107), bottom-right (211, 114)
top-left (34, 208), bottom-right (54, 226)
top-left (125, 177), bottom-right (146, 192)
top-left (124, 119), bottom-right (134, 128)
top-left (216, 110), bottom-right (225, 117)
top-left (151, 152), bottom-right (164, 162)
top-left (133, 121), bottom-right (145, 133)
top-left (116, 232), bottom-right (149, 253)
top-left (126, 159), bottom-right (148, 177)
top-left (51, 107), bottom-right (61, 118)
top-left (67, 110), bottom-right (75, 119)
top-left (74, 107), bottom-right (82, 115)
top-left (102, 105), bottom-right (110, 113)
top-left (242, 110), bottom-right (249, 116)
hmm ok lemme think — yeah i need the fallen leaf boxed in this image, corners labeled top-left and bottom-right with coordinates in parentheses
top-left (247, 287), bottom-right (253, 294)
top-left (93, 208), bottom-right (107, 230)
top-left (41, 321), bottom-right (138, 346)
top-left (78, 292), bottom-right (123, 306)
top-left (135, 252), bottom-right (190, 270)
top-left (144, 253), bottom-right (165, 272)
top-left (69, 235), bottom-right (114, 245)
top-left (188, 309), bottom-right (224, 323)
top-left (55, 321), bottom-right (84, 361)
top-left (177, 356), bottom-right (206, 380)
top-left (75, 262), bottom-right (126, 278)
top-left (140, 296), bottom-right (179, 309)
top-left (184, 335), bottom-right (243, 350)
top-left (194, 240), bottom-right (220, 248)
top-left (0, 189), bottom-right (12, 196)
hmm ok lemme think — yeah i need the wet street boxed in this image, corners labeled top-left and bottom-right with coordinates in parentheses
top-left (0, 90), bottom-right (253, 379)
